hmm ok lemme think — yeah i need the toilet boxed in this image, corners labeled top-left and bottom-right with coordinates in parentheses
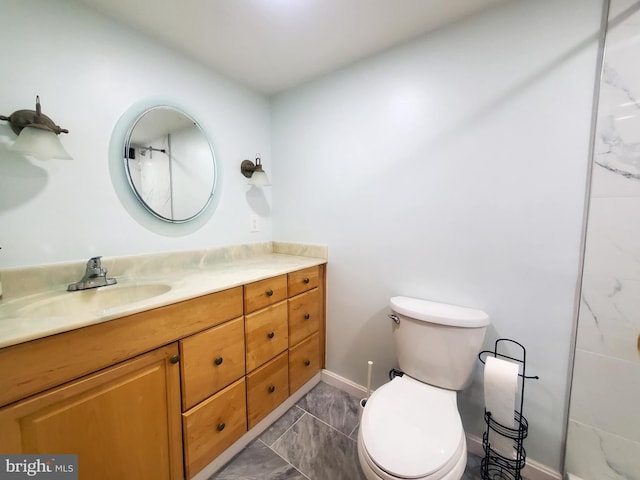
top-left (358, 296), bottom-right (490, 480)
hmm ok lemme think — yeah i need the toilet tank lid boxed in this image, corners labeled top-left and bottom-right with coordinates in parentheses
top-left (390, 296), bottom-right (490, 328)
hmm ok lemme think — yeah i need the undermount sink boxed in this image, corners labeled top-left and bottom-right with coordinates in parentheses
top-left (20, 283), bottom-right (172, 317)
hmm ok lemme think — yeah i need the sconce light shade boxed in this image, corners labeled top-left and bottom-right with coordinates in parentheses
top-left (248, 168), bottom-right (271, 187)
top-left (1, 96), bottom-right (71, 160)
top-left (240, 154), bottom-right (271, 186)
top-left (9, 125), bottom-right (72, 160)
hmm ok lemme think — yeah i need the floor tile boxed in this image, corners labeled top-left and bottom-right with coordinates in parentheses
top-left (462, 453), bottom-right (482, 479)
top-left (296, 382), bottom-right (360, 436)
top-left (350, 422), bottom-right (359, 440)
top-left (272, 412), bottom-right (365, 480)
top-left (260, 405), bottom-right (306, 447)
top-left (209, 440), bottom-right (306, 480)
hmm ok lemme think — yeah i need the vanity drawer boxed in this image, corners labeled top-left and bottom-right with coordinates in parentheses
top-left (180, 317), bottom-right (245, 411)
top-left (244, 275), bottom-right (287, 313)
top-left (245, 301), bottom-right (288, 372)
top-left (288, 266), bottom-right (320, 297)
top-left (182, 377), bottom-right (247, 479)
top-left (288, 288), bottom-right (320, 346)
top-left (289, 333), bottom-right (320, 394)
top-left (246, 351), bottom-right (289, 429)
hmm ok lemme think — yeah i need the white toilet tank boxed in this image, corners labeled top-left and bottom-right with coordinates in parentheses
top-left (390, 296), bottom-right (490, 390)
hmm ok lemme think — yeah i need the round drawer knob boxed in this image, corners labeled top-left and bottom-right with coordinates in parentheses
top-left (169, 355), bottom-right (180, 364)
top-left (303, 278), bottom-right (310, 284)
top-left (214, 357), bottom-right (223, 366)
top-left (304, 360), bottom-right (311, 367)
top-left (267, 331), bottom-right (275, 339)
top-left (266, 289), bottom-right (274, 297)
top-left (217, 423), bottom-right (226, 432)
top-left (304, 313), bottom-right (310, 320)
top-left (268, 385), bottom-right (276, 393)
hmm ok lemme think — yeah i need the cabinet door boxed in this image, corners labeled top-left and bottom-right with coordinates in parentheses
top-left (0, 344), bottom-right (183, 480)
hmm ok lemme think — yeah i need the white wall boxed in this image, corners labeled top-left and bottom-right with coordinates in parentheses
top-left (566, 1), bottom-right (640, 478)
top-left (271, 0), bottom-right (603, 471)
top-left (0, 0), bottom-right (272, 268)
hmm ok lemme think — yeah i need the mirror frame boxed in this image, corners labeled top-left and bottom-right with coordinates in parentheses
top-left (109, 98), bottom-right (222, 235)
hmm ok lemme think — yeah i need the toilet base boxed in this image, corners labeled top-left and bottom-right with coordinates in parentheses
top-left (357, 428), bottom-right (467, 480)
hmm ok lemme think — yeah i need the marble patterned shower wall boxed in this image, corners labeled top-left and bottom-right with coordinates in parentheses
top-left (565, 1), bottom-right (640, 478)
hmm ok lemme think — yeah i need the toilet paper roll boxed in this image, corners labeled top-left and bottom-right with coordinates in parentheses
top-left (484, 355), bottom-right (519, 458)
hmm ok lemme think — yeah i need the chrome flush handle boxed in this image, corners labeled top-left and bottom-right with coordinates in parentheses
top-left (388, 314), bottom-right (400, 325)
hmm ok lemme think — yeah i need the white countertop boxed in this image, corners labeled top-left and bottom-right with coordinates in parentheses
top-left (0, 253), bottom-right (325, 350)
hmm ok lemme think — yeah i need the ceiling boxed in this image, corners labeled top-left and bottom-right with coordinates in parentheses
top-left (76, 0), bottom-right (505, 95)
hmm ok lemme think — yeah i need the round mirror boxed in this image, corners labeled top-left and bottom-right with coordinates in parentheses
top-left (124, 106), bottom-right (216, 223)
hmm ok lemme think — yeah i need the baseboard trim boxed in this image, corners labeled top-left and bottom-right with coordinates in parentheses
top-left (192, 372), bottom-right (322, 480)
top-left (321, 368), bottom-right (368, 398)
top-left (566, 474), bottom-right (585, 480)
top-left (466, 434), bottom-right (562, 480)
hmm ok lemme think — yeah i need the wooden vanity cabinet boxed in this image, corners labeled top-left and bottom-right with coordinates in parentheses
top-left (0, 344), bottom-right (184, 480)
top-left (0, 286), bottom-right (243, 480)
top-left (0, 264), bottom-right (326, 480)
top-left (182, 265), bottom-right (325, 475)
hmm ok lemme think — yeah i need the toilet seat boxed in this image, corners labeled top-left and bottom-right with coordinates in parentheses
top-left (360, 375), bottom-right (465, 479)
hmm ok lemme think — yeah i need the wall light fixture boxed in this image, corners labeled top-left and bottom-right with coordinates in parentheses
top-left (240, 154), bottom-right (271, 186)
top-left (1, 96), bottom-right (72, 160)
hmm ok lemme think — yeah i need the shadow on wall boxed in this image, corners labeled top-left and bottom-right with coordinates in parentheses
top-left (246, 186), bottom-right (271, 216)
top-left (0, 124), bottom-right (48, 211)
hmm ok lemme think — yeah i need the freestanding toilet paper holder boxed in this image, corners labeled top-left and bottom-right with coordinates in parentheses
top-left (478, 338), bottom-right (539, 480)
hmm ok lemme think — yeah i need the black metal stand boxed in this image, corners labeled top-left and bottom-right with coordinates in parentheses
top-left (478, 339), bottom-right (538, 480)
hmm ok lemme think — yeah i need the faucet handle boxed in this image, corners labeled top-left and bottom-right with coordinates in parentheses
top-left (86, 256), bottom-right (106, 276)
top-left (88, 256), bottom-right (102, 267)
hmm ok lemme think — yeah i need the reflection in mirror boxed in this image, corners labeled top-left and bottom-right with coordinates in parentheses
top-left (124, 107), bottom-right (216, 223)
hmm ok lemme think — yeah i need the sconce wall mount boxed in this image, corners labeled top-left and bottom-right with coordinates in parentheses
top-left (1, 96), bottom-right (72, 160)
top-left (1, 96), bottom-right (68, 136)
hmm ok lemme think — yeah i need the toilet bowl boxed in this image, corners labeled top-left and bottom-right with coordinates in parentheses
top-left (357, 296), bottom-right (489, 480)
top-left (358, 375), bottom-right (467, 480)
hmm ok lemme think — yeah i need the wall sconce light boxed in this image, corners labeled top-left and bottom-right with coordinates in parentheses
top-left (0, 96), bottom-right (72, 160)
top-left (240, 154), bottom-right (271, 186)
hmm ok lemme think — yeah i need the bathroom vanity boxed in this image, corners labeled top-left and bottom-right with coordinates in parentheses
top-left (0, 246), bottom-right (326, 480)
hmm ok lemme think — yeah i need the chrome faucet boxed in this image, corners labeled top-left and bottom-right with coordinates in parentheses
top-left (67, 256), bottom-right (117, 291)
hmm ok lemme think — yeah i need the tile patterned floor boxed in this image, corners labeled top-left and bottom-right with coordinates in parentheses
top-left (210, 381), bottom-right (483, 480)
